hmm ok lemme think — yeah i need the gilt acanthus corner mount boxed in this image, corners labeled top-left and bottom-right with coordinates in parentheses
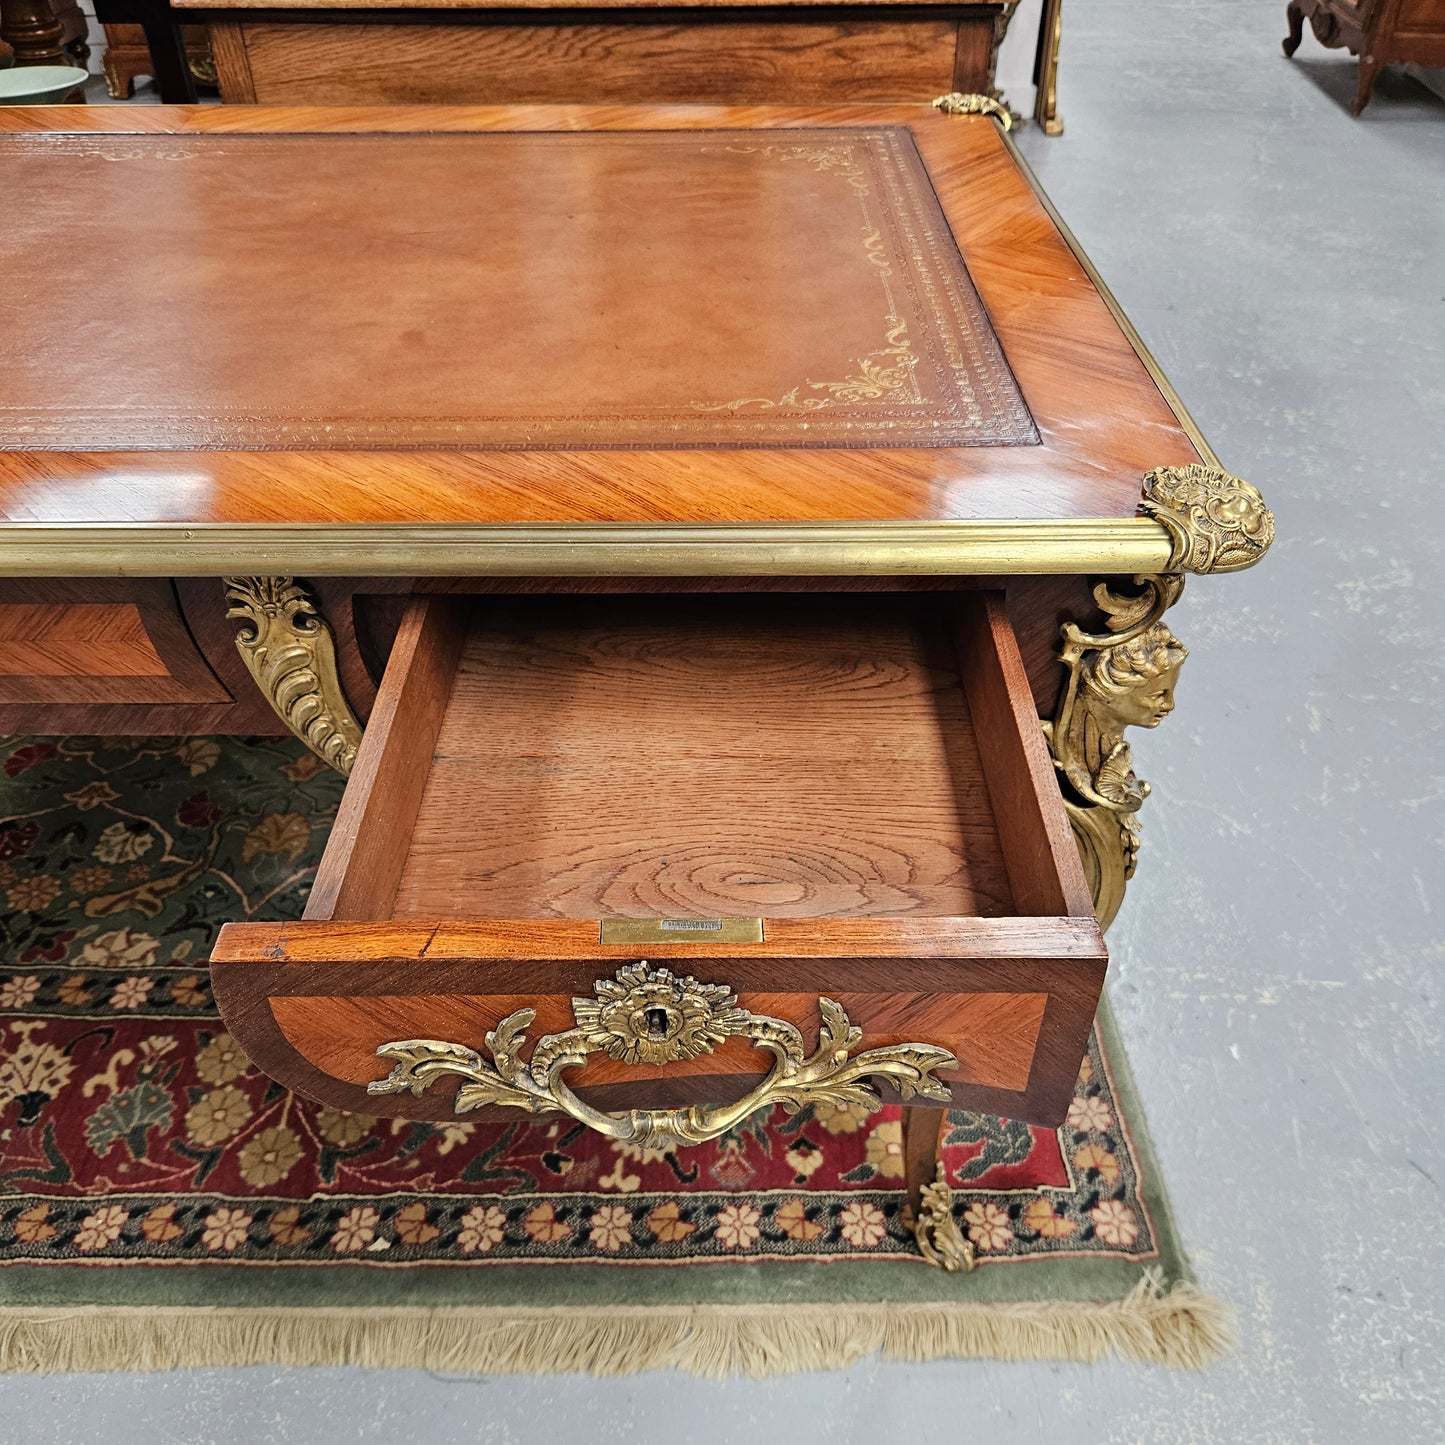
top-left (1139, 464), bottom-right (1275, 576)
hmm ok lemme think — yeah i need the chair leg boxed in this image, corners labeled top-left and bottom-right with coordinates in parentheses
top-left (1282, 2), bottom-right (1305, 57)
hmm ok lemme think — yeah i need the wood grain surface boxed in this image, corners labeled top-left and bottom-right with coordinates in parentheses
top-left (390, 594), bottom-right (1015, 921)
top-left (301, 589), bottom-right (1097, 926)
top-left (404, 573), bottom-right (1101, 719)
top-left (221, 19), bottom-right (964, 105)
top-left (902, 1103), bottom-right (948, 1211)
top-left (0, 105), bottom-right (1204, 530)
top-left (268, 989), bottom-right (1049, 1091)
top-left (211, 925), bottom-right (1106, 1120)
top-left (305, 597), bottom-right (466, 921)
top-left (0, 578), bottom-right (243, 729)
top-left (954, 592), bottom-right (1093, 918)
top-left (0, 603), bottom-right (167, 679)
top-left (213, 915), bottom-right (1108, 962)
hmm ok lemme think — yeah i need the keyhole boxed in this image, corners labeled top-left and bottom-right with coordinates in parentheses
top-left (645, 1008), bottom-right (670, 1040)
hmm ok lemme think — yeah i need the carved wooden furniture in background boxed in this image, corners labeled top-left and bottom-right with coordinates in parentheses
top-left (0, 102), bottom-right (1271, 1266)
top-left (1284, 0), bottom-right (1445, 114)
top-left (102, 20), bottom-right (214, 95)
top-left (51, 0), bottom-right (86, 64)
top-left (180, 0), bottom-right (1015, 105)
top-left (0, 0), bottom-right (65, 65)
top-left (0, 0), bottom-right (87, 69)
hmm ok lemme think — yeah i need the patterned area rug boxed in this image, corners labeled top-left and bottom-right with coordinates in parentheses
top-left (0, 736), bottom-right (1227, 1374)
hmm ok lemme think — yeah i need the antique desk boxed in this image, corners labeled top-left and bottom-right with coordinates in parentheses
top-left (0, 101), bottom-right (1271, 1269)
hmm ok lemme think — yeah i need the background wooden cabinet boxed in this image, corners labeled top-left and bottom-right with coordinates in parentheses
top-left (101, 20), bottom-right (214, 97)
top-left (1285, 0), bottom-right (1445, 113)
top-left (196, 2), bottom-right (1014, 107)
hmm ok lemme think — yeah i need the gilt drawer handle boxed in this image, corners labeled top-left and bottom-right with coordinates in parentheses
top-left (367, 962), bottom-right (957, 1151)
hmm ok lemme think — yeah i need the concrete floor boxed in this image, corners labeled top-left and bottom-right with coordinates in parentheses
top-left (8, 2), bottom-right (1445, 1439)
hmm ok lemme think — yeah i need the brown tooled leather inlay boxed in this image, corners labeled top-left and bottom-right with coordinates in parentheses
top-left (0, 128), bottom-right (1036, 452)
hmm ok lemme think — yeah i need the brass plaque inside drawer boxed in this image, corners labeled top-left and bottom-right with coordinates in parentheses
top-left (598, 918), bottom-right (765, 945)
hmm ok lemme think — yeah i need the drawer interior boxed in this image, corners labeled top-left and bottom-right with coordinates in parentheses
top-left (341, 593), bottom-right (1028, 925)
top-left (213, 588), bottom-right (1106, 1127)
top-left (310, 590), bottom-right (1089, 927)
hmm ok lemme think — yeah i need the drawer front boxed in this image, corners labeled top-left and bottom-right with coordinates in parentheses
top-left (214, 918), bottom-right (1106, 1128)
top-left (0, 580), bottom-right (229, 707)
top-left (211, 588), bottom-right (1107, 1135)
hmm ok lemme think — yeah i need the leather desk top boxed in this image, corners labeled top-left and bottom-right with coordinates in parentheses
top-left (0, 104), bottom-right (1209, 573)
top-left (2, 128), bottom-right (1034, 453)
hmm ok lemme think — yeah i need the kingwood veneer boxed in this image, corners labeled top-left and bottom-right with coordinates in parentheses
top-left (0, 102), bottom-right (1273, 1267)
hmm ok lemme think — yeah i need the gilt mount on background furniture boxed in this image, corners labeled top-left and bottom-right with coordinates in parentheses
top-left (1284, 0), bottom-right (1445, 114)
top-left (102, 20), bottom-right (213, 95)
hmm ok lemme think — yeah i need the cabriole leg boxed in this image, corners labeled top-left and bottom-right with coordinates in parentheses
top-left (902, 1107), bottom-right (975, 1272)
top-left (1283, 2), bottom-right (1305, 57)
top-left (1353, 54), bottom-right (1382, 115)
top-left (1046, 573), bottom-right (1186, 931)
top-left (1049, 465), bottom-right (1274, 929)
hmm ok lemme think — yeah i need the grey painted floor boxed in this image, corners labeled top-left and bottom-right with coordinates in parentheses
top-left (8, 2), bottom-right (1445, 1440)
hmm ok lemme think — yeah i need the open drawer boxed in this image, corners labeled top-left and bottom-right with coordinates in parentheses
top-left (211, 589), bottom-right (1106, 1139)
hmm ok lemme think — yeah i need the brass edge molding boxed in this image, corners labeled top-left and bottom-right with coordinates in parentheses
top-left (0, 519), bottom-right (1176, 578)
top-left (1044, 573), bottom-right (1185, 931)
top-left (995, 126), bottom-right (1220, 469)
top-left (224, 576), bottom-right (364, 775)
top-left (909, 1162), bottom-right (976, 1272)
top-left (368, 961), bottom-right (957, 1151)
top-left (931, 93), bottom-right (1014, 131)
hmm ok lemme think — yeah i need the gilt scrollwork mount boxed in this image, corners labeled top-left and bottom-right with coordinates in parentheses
top-left (367, 961), bottom-right (959, 1153)
top-left (1049, 467), bottom-right (1273, 929)
top-left (932, 92), bottom-right (1015, 131)
top-left (224, 576), bottom-right (364, 776)
top-left (909, 1162), bottom-right (976, 1273)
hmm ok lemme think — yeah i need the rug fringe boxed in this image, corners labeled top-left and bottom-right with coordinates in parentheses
top-left (0, 1271), bottom-right (1232, 1376)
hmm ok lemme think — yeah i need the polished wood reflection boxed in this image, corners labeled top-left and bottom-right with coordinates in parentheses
top-left (0, 104), bottom-right (1204, 531)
